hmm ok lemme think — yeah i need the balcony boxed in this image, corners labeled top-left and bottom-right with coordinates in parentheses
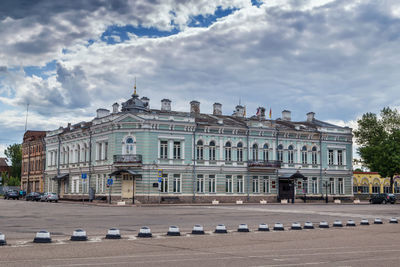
top-left (248, 160), bottom-right (281, 169)
top-left (113, 154), bottom-right (142, 164)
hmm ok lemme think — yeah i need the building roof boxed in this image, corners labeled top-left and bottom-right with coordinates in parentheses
top-left (23, 130), bottom-right (46, 142)
top-left (0, 157), bottom-right (8, 167)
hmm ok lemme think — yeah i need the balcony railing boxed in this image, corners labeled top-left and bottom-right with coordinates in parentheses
top-left (247, 160), bottom-right (281, 168)
top-left (113, 154), bottom-right (142, 164)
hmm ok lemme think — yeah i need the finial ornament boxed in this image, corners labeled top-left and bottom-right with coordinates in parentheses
top-left (134, 77), bottom-right (137, 95)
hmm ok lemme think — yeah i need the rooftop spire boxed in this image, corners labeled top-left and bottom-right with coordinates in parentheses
top-left (134, 77), bottom-right (137, 95)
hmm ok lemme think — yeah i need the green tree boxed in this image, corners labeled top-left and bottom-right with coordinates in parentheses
top-left (4, 143), bottom-right (22, 179)
top-left (354, 107), bottom-right (400, 193)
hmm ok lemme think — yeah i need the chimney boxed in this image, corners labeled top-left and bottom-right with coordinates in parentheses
top-left (282, 110), bottom-right (291, 121)
top-left (307, 112), bottom-right (315, 122)
top-left (233, 105), bottom-right (245, 117)
top-left (141, 97), bottom-right (149, 109)
top-left (97, 108), bottom-right (110, 118)
top-left (213, 103), bottom-right (222, 115)
top-left (190, 100), bottom-right (200, 115)
top-left (112, 103), bottom-right (119, 113)
top-left (161, 99), bottom-right (171, 111)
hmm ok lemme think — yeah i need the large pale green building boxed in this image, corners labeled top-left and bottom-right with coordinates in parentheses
top-left (44, 90), bottom-right (353, 203)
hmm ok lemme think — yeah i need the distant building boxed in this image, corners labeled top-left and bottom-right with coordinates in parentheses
top-left (21, 131), bottom-right (46, 192)
top-left (0, 158), bottom-right (10, 184)
top-left (44, 87), bottom-right (353, 203)
top-left (353, 171), bottom-right (400, 197)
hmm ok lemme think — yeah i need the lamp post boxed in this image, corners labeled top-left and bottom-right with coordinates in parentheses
top-left (323, 168), bottom-right (328, 203)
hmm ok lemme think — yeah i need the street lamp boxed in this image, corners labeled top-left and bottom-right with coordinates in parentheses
top-left (322, 168), bottom-right (328, 203)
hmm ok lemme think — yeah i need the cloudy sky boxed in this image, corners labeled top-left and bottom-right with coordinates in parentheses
top-left (1, 0), bottom-right (400, 157)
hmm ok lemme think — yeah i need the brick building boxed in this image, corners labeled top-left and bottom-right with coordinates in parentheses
top-left (21, 131), bottom-right (46, 192)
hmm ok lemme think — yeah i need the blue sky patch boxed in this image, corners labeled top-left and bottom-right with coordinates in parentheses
top-left (23, 60), bottom-right (57, 78)
top-left (188, 6), bottom-right (238, 28)
top-left (251, 0), bottom-right (263, 7)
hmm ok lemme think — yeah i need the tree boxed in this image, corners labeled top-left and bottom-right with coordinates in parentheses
top-left (354, 107), bottom-right (400, 193)
top-left (4, 143), bottom-right (22, 180)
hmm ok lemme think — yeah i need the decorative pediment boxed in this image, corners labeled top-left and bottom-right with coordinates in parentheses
top-left (114, 113), bottom-right (145, 123)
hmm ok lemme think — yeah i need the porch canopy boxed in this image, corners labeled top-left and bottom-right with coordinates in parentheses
top-left (110, 169), bottom-right (142, 179)
top-left (279, 171), bottom-right (307, 180)
top-left (52, 173), bottom-right (69, 180)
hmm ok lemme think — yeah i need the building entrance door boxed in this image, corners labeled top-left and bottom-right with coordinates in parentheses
top-left (59, 182), bottom-right (64, 198)
top-left (279, 179), bottom-right (294, 200)
top-left (122, 175), bottom-right (134, 199)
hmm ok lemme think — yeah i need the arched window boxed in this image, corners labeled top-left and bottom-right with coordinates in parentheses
top-left (252, 144), bottom-right (258, 161)
top-left (209, 141), bottom-right (216, 161)
top-left (237, 142), bottom-right (243, 162)
top-left (66, 146), bottom-right (70, 164)
top-left (288, 145), bottom-right (294, 164)
top-left (196, 140), bottom-right (204, 160)
top-left (76, 144), bottom-right (81, 163)
top-left (225, 141), bottom-right (232, 161)
top-left (263, 144), bottom-right (269, 161)
top-left (312, 146), bottom-right (317, 165)
top-left (125, 137), bottom-right (135, 154)
top-left (277, 144), bottom-right (283, 162)
top-left (301, 146), bottom-right (307, 165)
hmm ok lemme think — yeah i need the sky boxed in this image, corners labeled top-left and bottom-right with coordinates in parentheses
top-left (1, 0), bottom-right (400, 158)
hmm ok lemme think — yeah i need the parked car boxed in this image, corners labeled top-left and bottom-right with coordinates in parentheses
top-left (4, 190), bottom-right (19, 200)
top-left (26, 192), bottom-right (43, 201)
top-left (41, 192), bottom-right (58, 202)
top-left (369, 193), bottom-right (396, 204)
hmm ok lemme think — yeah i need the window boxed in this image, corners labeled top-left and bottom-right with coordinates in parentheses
top-left (173, 174), bottom-right (181, 193)
top-left (237, 175), bottom-right (244, 193)
top-left (161, 174), bottom-right (168, 193)
top-left (384, 186), bottom-right (391, 193)
top-left (226, 175), bottom-right (233, 193)
top-left (252, 176), bottom-right (259, 193)
top-left (301, 146), bottom-right (307, 165)
top-left (263, 176), bottom-right (270, 193)
top-left (96, 174), bottom-right (100, 193)
top-left (312, 146), bottom-right (317, 165)
top-left (252, 144), bottom-right (258, 161)
top-left (97, 142), bottom-right (102, 160)
top-left (329, 178), bottom-right (335, 194)
top-left (263, 144), bottom-right (269, 161)
top-left (353, 185), bottom-right (358, 194)
top-left (208, 175), bottom-right (216, 193)
top-left (328, 150), bottom-right (334, 165)
top-left (225, 142), bottom-right (232, 162)
top-left (311, 177), bottom-right (318, 194)
top-left (160, 141), bottom-right (168, 159)
top-left (337, 150), bottom-right (343, 165)
top-left (237, 142), bottom-right (243, 162)
top-left (395, 181), bottom-right (400, 194)
top-left (277, 144), bottom-right (283, 162)
top-left (126, 138), bottom-right (134, 154)
top-left (209, 141), bottom-right (216, 161)
top-left (197, 174), bottom-right (204, 193)
top-left (173, 141), bottom-right (181, 159)
top-left (338, 178), bottom-right (344, 194)
top-left (196, 140), bottom-right (204, 160)
top-left (303, 179), bottom-right (308, 194)
top-left (104, 142), bottom-right (108, 160)
top-left (72, 177), bottom-right (80, 193)
top-left (288, 145), bottom-right (294, 164)
top-left (84, 144), bottom-right (88, 162)
top-left (77, 145), bottom-right (81, 163)
top-left (372, 185), bottom-right (380, 194)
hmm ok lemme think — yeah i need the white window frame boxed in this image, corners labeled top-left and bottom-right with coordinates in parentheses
top-left (263, 176), bottom-right (270, 193)
top-left (173, 174), bottom-right (181, 193)
top-left (237, 175), bottom-right (244, 193)
top-left (252, 176), bottom-right (259, 193)
top-left (226, 175), bottom-right (233, 193)
top-left (208, 175), bottom-right (216, 193)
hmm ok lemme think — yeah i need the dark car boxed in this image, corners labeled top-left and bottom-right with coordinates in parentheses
top-left (26, 192), bottom-right (42, 201)
top-left (4, 190), bottom-right (19, 200)
top-left (370, 193), bottom-right (397, 204)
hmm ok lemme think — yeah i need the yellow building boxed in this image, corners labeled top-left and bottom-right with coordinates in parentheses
top-left (353, 172), bottom-right (400, 195)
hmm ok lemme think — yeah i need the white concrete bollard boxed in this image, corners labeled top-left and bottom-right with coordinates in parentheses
top-left (334, 199), bottom-right (341, 204)
top-left (360, 219), bottom-right (369, 225)
top-left (137, 226), bottom-right (152, 238)
top-left (212, 200), bottom-right (219, 205)
top-left (319, 221), bottom-right (329, 228)
top-left (273, 223), bottom-right (284, 231)
top-left (167, 226), bottom-right (181, 236)
top-left (280, 199), bottom-right (288, 204)
top-left (106, 228), bottom-right (121, 239)
top-left (237, 224), bottom-right (249, 232)
top-left (236, 200), bottom-right (243, 205)
top-left (117, 201), bottom-right (126, 206)
top-left (258, 223), bottom-right (269, 231)
top-left (390, 218), bottom-right (398, 224)
top-left (353, 199), bottom-right (360, 204)
top-left (333, 220), bottom-right (343, 227)
top-left (346, 220), bottom-right (356, 227)
top-left (71, 229), bottom-right (88, 241)
top-left (34, 230), bottom-right (52, 243)
top-left (291, 222), bottom-right (302, 230)
top-left (374, 218), bottom-right (383, 224)
top-left (0, 233), bottom-right (6, 246)
top-left (304, 221), bottom-right (314, 229)
top-left (214, 224), bottom-right (228, 234)
top-left (260, 200), bottom-right (267, 204)
top-left (192, 224), bottom-right (205, 235)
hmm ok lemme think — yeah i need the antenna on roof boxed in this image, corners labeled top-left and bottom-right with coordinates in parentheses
top-left (239, 97), bottom-right (241, 106)
top-left (24, 103), bottom-right (29, 132)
